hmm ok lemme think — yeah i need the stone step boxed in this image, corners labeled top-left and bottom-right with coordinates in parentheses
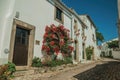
top-left (13, 63), bottom-right (75, 77)
top-left (14, 69), bottom-right (34, 77)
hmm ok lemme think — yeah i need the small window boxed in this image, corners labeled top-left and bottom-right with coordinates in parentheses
top-left (92, 34), bottom-right (95, 42)
top-left (55, 7), bottom-right (63, 23)
top-left (74, 20), bottom-right (78, 33)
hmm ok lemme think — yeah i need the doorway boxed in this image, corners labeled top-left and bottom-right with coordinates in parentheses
top-left (9, 19), bottom-right (35, 67)
top-left (82, 43), bottom-right (86, 59)
top-left (13, 27), bottom-right (30, 65)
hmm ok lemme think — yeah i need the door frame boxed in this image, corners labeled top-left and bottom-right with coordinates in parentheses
top-left (9, 19), bottom-right (35, 69)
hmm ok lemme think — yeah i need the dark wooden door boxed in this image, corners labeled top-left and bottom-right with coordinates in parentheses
top-left (13, 26), bottom-right (30, 66)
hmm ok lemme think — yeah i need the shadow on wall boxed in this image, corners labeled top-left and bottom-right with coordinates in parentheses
top-left (73, 61), bottom-right (120, 80)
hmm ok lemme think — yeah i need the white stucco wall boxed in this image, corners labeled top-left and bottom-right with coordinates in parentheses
top-left (79, 15), bottom-right (99, 60)
top-left (0, 0), bottom-right (15, 64)
top-left (0, 0), bottom-right (100, 65)
top-left (13, 0), bottom-right (72, 58)
top-left (112, 51), bottom-right (120, 59)
top-left (77, 21), bottom-right (83, 61)
top-left (71, 16), bottom-right (83, 61)
top-left (0, 0), bottom-right (72, 65)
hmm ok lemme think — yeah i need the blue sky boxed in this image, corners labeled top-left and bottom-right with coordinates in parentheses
top-left (62, 0), bottom-right (118, 43)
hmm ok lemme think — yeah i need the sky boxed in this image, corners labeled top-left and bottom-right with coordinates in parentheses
top-left (62, 0), bottom-right (118, 44)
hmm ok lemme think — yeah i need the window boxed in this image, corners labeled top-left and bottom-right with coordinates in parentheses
top-left (55, 7), bottom-right (63, 23)
top-left (74, 20), bottom-right (78, 28)
top-left (92, 34), bottom-right (95, 42)
top-left (15, 27), bottom-right (30, 45)
top-left (74, 20), bottom-right (78, 34)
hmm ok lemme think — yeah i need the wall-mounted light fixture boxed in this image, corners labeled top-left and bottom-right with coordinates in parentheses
top-left (15, 11), bottom-right (20, 18)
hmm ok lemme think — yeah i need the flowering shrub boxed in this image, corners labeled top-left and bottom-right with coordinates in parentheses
top-left (42, 24), bottom-right (74, 59)
top-left (0, 62), bottom-right (16, 80)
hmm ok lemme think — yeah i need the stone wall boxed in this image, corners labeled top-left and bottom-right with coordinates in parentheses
top-left (112, 51), bottom-right (120, 59)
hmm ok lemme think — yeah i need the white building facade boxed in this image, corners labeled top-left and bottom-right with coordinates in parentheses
top-left (79, 15), bottom-right (100, 60)
top-left (0, 0), bottom-right (99, 68)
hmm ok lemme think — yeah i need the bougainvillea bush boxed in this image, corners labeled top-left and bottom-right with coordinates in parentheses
top-left (41, 24), bottom-right (74, 60)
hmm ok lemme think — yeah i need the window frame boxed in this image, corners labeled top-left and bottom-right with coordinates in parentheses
top-left (54, 6), bottom-right (64, 24)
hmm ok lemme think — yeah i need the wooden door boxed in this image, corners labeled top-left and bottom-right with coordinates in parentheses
top-left (13, 26), bottom-right (30, 66)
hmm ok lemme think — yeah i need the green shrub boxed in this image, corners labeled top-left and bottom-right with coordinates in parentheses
top-left (64, 57), bottom-right (72, 64)
top-left (86, 47), bottom-right (93, 60)
top-left (46, 60), bottom-right (58, 67)
top-left (32, 56), bottom-right (72, 67)
top-left (7, 62), bottom-right (16, 74)
top-left (0, 62), bottom-right (16, 80)
top-left (42, 57), bottom-right (72, 67)
top-left (32, 57), bottom-right (42, 67)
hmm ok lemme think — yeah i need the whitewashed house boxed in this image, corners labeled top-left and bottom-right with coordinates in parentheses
top-left (101, 38), bottom-right (120, 59)
top-left (79, 15), bottom-right (100, 60)
top-left (0, 0), bottom-right (99, 68)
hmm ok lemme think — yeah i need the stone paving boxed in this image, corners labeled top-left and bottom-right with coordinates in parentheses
top-left (73, 60), bottom-right (120, 80)
top-left (13, 58), bottom-right (120, 80)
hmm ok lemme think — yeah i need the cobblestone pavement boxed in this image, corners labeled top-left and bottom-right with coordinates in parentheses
top-left (73, 61), bottom-right (120, 80)
top-left (14, 58), bottom-right (120, 80)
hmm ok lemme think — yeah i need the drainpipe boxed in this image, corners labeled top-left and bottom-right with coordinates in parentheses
top-left (0, 0), bottom-right (15, 64)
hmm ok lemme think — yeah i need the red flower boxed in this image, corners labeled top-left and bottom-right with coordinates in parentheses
top-left (53, 47), bottom-right (59, 55)
top-left (59, 25), bottom-right (64, 30)
top-left (50, 34), bottom-right (56, 38)
top-left (68, 46), bottom-right (74, 51)
top-left (51, 24), bottom-right (57, 32)
top-left (43, 33), bottom-right (48, 38)
top-left (51, 24), bottom-right (55, 27)
top-left (42, 39), bottom-right (46, 43)
top-left (45, 26), bottom-right (50, 32)
top-left (50, 41), bottom-right (55, 46)
top-left (46, 47), bottom-right (50, 52)
top-left (60, 35), bottom-right (64, 39)
top-left (59, 39), bottom-right (64, 46)
top-left (42, 45), bottom-right (50, 53)
top-left (42, 45), bottom-right (46, 50)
